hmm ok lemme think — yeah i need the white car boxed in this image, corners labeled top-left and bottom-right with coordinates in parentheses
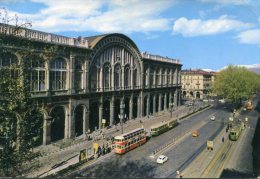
top-left (156, 155), bottom-right (168, 164)
top-left (210, 116), bottom-right (216, 121)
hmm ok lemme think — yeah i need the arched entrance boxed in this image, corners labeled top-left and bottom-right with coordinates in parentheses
top-left (150, 95), bottom-right (154, 115)
top-left (196, 92), bottom-right (201, 99)
top-left (161, 95), bottom-right (164, 111)
top-left (74, 105), bottom-right (84, 137)
top-left (103, 99), bottom-right (110, 127)
top-left (133, 96), bottom-right (138, 118)
top-left (155, 95), bottom-right (159, 112)
top-left (183, 91), bottom-right (187, 98)
top-left (124, 97), bottom-right (130, 121)
top-left (50, 106), bottom-right (65, 142)
top-left (114, 99), bottom-right (120, 124)
top-left (89, 100), bottom-right (99, 131)
top-left (190, 91), bottom-right (194, 98)
top-left (144, 96), bottom-right (148, 117)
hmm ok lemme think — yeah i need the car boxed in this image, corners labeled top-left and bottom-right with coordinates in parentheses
top-left (156, 155), bottom-right (168, 164)
top-left (210, 116), bottom-right (216, 121)
top-left (192, 130), bottom-right (199, 137)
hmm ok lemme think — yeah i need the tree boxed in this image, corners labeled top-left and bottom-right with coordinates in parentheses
top-left (0, 8), bottom-right (42, 177)
top-left (213, 65), bottom-right (260, 105)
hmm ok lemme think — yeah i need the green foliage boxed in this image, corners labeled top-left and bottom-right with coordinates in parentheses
top-left (213, 65), bottom-right (260, 103)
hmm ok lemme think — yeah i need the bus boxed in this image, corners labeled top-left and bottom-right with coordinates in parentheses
top-left (113, 128), bottom-right (147, 154)
top-left (229, 125), bottom-right (242, 141)
top-left (150, 121), bottom-right (169, 137)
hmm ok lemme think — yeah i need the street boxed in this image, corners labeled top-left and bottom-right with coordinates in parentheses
top-left (70, 102), bottom-right (232, 178)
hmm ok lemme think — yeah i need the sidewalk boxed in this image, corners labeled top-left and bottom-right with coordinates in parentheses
top-left (24, 104), bottom-right (209, 177)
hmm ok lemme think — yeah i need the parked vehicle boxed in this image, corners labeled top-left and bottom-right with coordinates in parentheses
top-left (245, 100), bottom-right (253, 110)
top-left (210, 116), bottom-right (216, 121)
top-left (192, 130), bottom-right (199, 137)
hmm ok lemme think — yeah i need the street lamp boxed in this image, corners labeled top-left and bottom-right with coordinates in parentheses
top-left (118, 100), bottom-right (125, 134)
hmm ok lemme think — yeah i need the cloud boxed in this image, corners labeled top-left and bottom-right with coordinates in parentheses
top-left (198, 0), bottom-right (251, 5)
top-left (236, 29), bottom-right (260, 45)
top-left (172, 15), bottom-right (253, 37)
top-left (2, 0), bottom-right (175, 34)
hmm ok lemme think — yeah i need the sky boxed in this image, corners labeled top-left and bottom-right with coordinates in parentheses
top-left (0, 0), bottom-right (259, 71)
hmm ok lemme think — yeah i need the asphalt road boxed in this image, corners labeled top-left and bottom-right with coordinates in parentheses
top-left (71, 102), bottom-right (233, 178)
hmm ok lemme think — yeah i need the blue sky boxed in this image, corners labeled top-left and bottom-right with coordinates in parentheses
top-left (0, 0), bottom-right (259, 71)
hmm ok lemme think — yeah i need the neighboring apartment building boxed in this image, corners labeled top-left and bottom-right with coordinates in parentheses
top-left (0, 23), bottom-right (182, 145)
top-left (181, 69), bottom-right (216, 100)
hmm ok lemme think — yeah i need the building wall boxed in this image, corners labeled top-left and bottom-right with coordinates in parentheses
top-left (0, 27), bottom-right (182, 145)
top-left (181, 70), bottom-right (215, 100)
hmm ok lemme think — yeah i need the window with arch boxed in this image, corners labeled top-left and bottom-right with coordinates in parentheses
top-left (103, 63), bottom-right (110, 90)
top-left (133, 68), bottom-right (137, 88)
top-left (124, 65), bottom-right (130, 89)
top-left (75, 59), bottom-right (83, 90)
top-left (150, 68), bottom-right (154, 87)
top-left (156, 68), bottom-right (160, 86)
top-left (90, 65), bottom-right (97, 91)
top-left (50, 58), bottom-right (67, 90)
top-left (28, 56), bottom-right (46, 91)
top-left (114, 64), bottom-right (121, 89)
top-left (0, 52), bottom-right (19, 78)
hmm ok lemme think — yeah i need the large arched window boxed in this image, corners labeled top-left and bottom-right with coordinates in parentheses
top-left (28, 55), bottom-right (45, 91)
top-left (162, 69), bottom-right (165, 86)
top-left (150, 68), bottom-right (154, 87)
top-left (156, 68), bottom-right (160, 86)
top-left (75, 59), bottom-right (83, 90)
top-left (103, 63), bottom-right (110, 90)
top-left (50, 58), bottom-right (67, 90)
top-left (124, 65), bottom-right (130, 89)
top-left (133, 68), bottom-right (137, 88)
top-left (114, 63), bottom-right (121, 89)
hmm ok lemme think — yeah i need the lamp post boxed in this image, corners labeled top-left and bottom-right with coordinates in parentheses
top-left (118, 100), bottom-right (125, 134)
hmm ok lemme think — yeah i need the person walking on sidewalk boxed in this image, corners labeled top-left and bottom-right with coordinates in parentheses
top-left (222, 136), bottom-right (224, 143)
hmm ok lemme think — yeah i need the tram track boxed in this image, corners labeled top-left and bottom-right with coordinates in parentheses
top-left (200, 140), bottom-right (234, 178)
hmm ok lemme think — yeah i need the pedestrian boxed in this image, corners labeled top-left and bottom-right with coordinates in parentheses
top-left (222, 136), bottom-right (224, 143)
top-left (176, 170), bottom-right (180, 176)
top-left (180, 175), bottom-right (183, 178)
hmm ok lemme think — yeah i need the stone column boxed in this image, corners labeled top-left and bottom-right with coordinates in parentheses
top-left (147, 94), bottom-right (150, 116)
top-left (83, 103), bottom-right (89, 134)
top-left (100, 67), bottom-right (103, 92)
top-left (138, 92), bottom-right (143, 117)
top-left (67, 54), bottom-right (75, 94)
top-left (99, 96), bottom-right (103, 129)
top-left (66, 101), bottom-right (75, 139)
top-left (153, 70), bottom-right (156, 88)
top-left (122, 65), bottom-right (125, 90)
top-left (110, 95), bottom-right (115, 125)
top-left (111, 65), bottom-right (114, 90)
top-left (129, 93), bottom-right (133, 119)
top-left (45, 61), bottom-right (50, 94)
top-left (43, 115), bottom-right (51, 145)
top-left (164, 93), bottom-right (167, 110)
top-left (174, 89), bottom-right (178, 107)
top-left (159, 93), bottom-right (162, 112)
top-left (153, 95), bottom-right (156, 114)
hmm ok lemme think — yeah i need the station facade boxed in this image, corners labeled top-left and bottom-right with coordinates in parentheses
top-left (0, 23), bottom-right (182, 145)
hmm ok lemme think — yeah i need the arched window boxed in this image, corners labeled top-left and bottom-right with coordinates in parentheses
top-left (103, 63), bottom-right (110, 90)
top-left (133, 68), bottom-right (137, 88)
top-left (0, 52), bottom-right (19, 78)
top-left (124, 65), bottom-right (130, 88)
top-left (162, 69), bottom-right (165, 86)
top-left (0, 52), bottom-right (18, 67)
top-left (50, 58), bottom-right (67, 90)
top-left (28, 56), bottom-right (45, 91)
top-left (156, 69), bottom-right (160, 86)
top-left (75, 59), bottom-right (83, 90)
top-left (114, 64), bottom-right (121, 89)
top-left (150, 68), bottom-right (154, 87)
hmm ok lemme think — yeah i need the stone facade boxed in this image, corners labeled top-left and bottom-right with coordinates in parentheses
top-left (181, 69), bottom-right (216, 100)
top-left (0, 23), bottom-right (182, 145)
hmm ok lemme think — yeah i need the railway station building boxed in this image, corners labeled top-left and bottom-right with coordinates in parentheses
top-left (0, 23), bottom-right (182, 145)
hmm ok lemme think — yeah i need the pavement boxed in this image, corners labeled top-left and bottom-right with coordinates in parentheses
top-left (24, 102), bottom-right (209, 178)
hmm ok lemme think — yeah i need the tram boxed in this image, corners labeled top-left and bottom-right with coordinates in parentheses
top-left (150, 118), bottom-right (178, 137)
top-left (229, 125), bottom-right (242, 141)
